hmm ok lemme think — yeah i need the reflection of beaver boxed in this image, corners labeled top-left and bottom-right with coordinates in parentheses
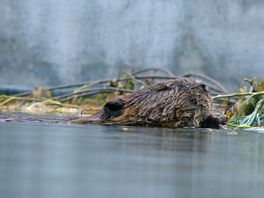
top-left (73, 78), bottom-right (224, 128)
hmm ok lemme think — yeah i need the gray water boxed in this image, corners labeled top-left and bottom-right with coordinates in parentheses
top-left (0, 122), bottom-right (264, 198)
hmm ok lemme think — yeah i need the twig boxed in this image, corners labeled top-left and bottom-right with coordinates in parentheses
top-left (124, 72), bottom-right (147, 87)
top-left (132, 67), bottom-right (175, 77)
top-left (0, 96), bottom-right (42, 106)
top-left (13, 91), bottom-right (32, 97)
top-left (89, 76), bottom-right (178, 87)
top-left (54, 88), bottom-right (134, 102)
top-left (212, 91), bottom-right (264, 99)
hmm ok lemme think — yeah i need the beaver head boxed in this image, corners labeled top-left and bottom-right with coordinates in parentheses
top-left (96, 78), bottom-right (215, 128)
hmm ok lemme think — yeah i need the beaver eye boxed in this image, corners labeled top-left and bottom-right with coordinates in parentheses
top-left (104, 100), bottom-right (124, 117)
top-left (199, 83), bottom-right (208, 92)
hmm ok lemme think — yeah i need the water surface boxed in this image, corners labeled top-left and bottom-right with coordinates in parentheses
top-left (0, 122), bottom-right (264, 198)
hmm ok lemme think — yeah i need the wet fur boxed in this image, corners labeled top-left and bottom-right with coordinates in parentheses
top-left (73, 78), bottom-right (216, 128)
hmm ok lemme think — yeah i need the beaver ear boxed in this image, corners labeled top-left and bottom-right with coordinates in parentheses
top-left (199, 83), bottom-right (209, 92)
top-left (103, 99), bottom-right (124, 117)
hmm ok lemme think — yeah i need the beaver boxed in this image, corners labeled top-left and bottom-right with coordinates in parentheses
top-left (73, 78), bottom-right (224, 128)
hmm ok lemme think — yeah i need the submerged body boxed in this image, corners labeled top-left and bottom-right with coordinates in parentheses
top-left (74, 78), bottom-right (222, 128)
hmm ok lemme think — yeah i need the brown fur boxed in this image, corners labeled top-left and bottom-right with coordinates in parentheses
top-left (73, 78), bottom-right (216, 128)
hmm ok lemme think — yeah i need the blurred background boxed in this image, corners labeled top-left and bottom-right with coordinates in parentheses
top-left (0, 0), bottom-right (264, 91)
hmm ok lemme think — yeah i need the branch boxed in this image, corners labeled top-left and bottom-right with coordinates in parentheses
top-left (54, 88), bottom-right (134, 102)
top-left (132, 67), bottom-right (175, 77)
top-left (212, 91), bottom-right (264, 99)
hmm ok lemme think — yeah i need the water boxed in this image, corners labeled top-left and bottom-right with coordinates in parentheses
top-left (0, 122), bottom-right (264, 198)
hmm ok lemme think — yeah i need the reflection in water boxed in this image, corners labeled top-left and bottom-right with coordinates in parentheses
top-left (0, 123), bottom-right (264, 198)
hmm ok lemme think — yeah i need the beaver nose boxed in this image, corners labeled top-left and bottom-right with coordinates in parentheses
top-left (199, 83), bottom-right (209, 92)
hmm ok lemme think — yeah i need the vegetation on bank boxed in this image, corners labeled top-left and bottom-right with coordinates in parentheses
top-left (1, 68), bottom-right (264, 129)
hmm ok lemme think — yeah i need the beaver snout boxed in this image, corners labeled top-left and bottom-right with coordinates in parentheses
top-left (200, 114), bottom-right (228, 129)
